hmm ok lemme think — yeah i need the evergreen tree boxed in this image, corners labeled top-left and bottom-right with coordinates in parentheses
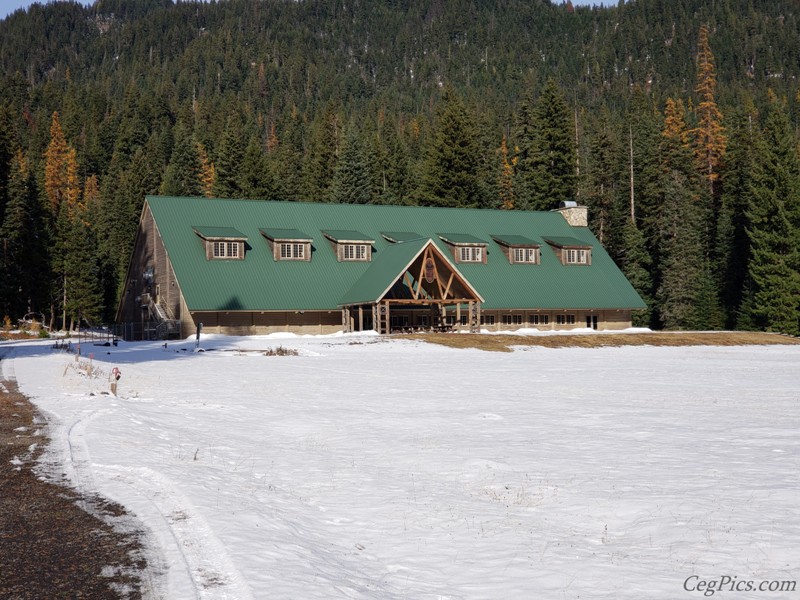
top-left (0, 150), bottom-right (49, 320)
top-left (745, 95), bottom-right (800, 335)
top-left (303, 103), bottom-right (342, 201)
top-left (585, 110), bottom-right (624, 254)
top-left (212, 114), bottom-right (245, 198)
top-left (330, 124), bottom-right (372, 204)
top-left (716, 105), bottom-right (759, 328)
top-left (516, 79), bottom-right (576, 211)
top-left (238, 135), bottom-right (282, 200)
top-left (57, 202), bottom-right (103, 327)
top-left (161, 125), bottom-right (201, 197)
top-left (419, 86), bottom-right (481, 208)
top-left (367, 113), bottom-right (409, 205)
top-left (618, 220), bottom-right (653, 327)
top-left (271, 107), bottom-right (306, 202)
top-left (0, 108), bottom-right (14, 226)
top-left (654, 98), bottom-right (708, 329)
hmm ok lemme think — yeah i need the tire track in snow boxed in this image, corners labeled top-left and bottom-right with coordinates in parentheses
top-left (98, 464), bottom-right (254, 600)
top-left (62, 397), bottom-right (251, 599)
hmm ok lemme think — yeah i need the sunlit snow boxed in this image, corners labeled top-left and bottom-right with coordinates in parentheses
top-left (2, 333), bottom-right (798, 599)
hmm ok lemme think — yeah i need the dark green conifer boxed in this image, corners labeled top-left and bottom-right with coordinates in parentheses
top-left (330, 124), bottom-right (372, 204)
top-left (419, 86), bottom-right (481, 208)
top-left (745, 96), bottom-right (800, 335)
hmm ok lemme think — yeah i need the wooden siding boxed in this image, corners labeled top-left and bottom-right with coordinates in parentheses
top-left (119, 204), bottom-right (182, 330)
top-left (190, 311), bottom-right (341, 335)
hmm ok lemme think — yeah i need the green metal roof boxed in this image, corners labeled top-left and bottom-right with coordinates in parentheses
top-left (192, 226), bottom-right (247, 239)
top-left (381, 231), bottom-right (424, 243)
top-left (144, 196), bottom-right (646, 312)
top-left (544, 236), bottom-right (591, 248)
top-left (322, 229), bottom-right (375, 243)
top-left (437, 232), bottom-right (488, 245)
top-left (259, 228), bottom-right (312, 241)
top-left (491, 234), bottom-right (540, 247)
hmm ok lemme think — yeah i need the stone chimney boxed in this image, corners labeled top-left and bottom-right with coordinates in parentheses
top-left (552, 200), bottom-right (588, 227)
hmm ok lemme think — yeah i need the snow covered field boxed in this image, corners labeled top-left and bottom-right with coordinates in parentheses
top-left (2, 333), bottom-right (799, 599)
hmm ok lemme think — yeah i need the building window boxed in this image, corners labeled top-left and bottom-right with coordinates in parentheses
top-left (390, 315), bottom-right (409, 328)
top-left (459, 246), bottom-right (483, 263)
top-left (460, 315), bottom-right (468, 326)
top-left (213, 241), bottom-right (239, 258)
top-left (280, 242), bottom-right (305, 260)
top-left (513, 248), bottom-right (538, 263)
top-left (480, 315), bottom-right (495, 325)
top-left (564, 249), bottom-right (589, 264)
top-left (529, 314), bottom-right (549, 326)
top-left (556, 314), bottom-right (576, 325)
top-left (502, 315), bottom-right (523, 325)
top-left (343, 244), bottom-right (368, 261)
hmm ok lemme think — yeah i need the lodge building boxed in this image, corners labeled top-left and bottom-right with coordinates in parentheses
top-left (116, 196), bottom-right (646, 339)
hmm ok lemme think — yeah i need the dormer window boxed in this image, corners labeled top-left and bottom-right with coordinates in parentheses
top-left (514, 247), bottom-right (537, 263)
top-left (545, 237), bottom-right (592, 266)
top-left (260, 228), bottom-right (313, 262)
top-left (491, 235), bottom-right (540, 265)
top-left (343, 244), bottom-right (368, 260)
top-left (213, 241), bottom-right (239, 258)
top-left (279, 242), bottom-right (305, 259)
top-left (564, 249), bottom-right (588, 264)
top-left (322, 230), bottom-right (374, 262)
top-left (438, 233), bottom-right (488, 264)
top-left (193, 226), bottom-right (247, 261)
top-left (459, 246), bottom-right (483, 262)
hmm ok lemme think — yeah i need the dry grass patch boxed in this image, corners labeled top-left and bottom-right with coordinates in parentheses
top-left (405, 331), bottom-right (800, 352)
top-left (0, 379), bottom-right (148, 598)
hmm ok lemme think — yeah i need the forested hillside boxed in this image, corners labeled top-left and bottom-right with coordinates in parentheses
top-left (1, 0), bottom-right (799, 334)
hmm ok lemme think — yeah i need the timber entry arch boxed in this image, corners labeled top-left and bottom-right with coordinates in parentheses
top-left (339, 239), bottom-right (483, 334)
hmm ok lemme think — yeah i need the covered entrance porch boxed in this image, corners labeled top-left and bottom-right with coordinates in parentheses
top-left (339, 239), bottom-right (483, 334)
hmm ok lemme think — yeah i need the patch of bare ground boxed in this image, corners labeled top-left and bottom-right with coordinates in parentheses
top-left (0, 378), bottom-right (148, 599)
top-left (405, 331), bottom-right (800, 352)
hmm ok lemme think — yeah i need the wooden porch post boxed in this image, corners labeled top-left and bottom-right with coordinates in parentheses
top-left (358, 305), bottom-right (364, 332)
top-left (342, 307), bottom-right (351, 333)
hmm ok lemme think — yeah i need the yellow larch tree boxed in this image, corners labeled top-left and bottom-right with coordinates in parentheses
top-left (43, 111), bottom-right (81, 216)
top-left (196, 142), bottom-right (216, 198)
top-left (691, 24), bottom-right (726, 191)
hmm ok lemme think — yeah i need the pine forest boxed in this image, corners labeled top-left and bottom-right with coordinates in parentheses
top-left (1, 0), bottom-right (799, 335)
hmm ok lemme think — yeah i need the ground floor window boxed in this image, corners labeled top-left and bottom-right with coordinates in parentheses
top-left (390, 315), bottom-right (409, 328)
top-left (529, 314), bottom-right (549, 326)
top-left (556, 314), bottom-right (576, 325)
top-left (417, 315), bottom-right (430, 327)
top-left (502, 314), bottom-right (523, 325)
top-left (480, 315), bottom-right (496, 326)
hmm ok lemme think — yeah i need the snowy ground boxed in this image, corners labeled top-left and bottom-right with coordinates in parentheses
top-left (2, 333), bottom-right (799, 599)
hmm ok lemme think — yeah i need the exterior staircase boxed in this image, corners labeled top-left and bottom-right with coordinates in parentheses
top-left (142, 294), bottom-right (180, 340)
